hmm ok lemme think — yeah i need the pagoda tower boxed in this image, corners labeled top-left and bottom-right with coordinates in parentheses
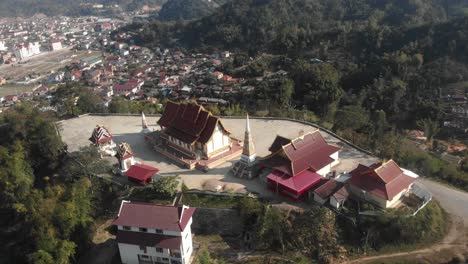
top-left (141, 111), bottom-right (151, 133)
top-left (231, 114), bottom-right (257, 179)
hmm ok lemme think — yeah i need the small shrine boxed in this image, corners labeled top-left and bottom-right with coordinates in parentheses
top-left (89, 125), bottom-right (116, 156)
top-left (115, 142), bottom-right (136, 172)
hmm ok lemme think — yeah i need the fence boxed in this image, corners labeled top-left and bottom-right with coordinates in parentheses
top-left (410, 183), bottom-right (433, 216)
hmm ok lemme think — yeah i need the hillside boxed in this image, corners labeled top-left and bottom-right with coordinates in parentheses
top-left (158, 0), bottom-right (227, 21)
top-left (178, 0), bottom-right (454, 50)
top-left (129, 0), bottom-right (468, 52)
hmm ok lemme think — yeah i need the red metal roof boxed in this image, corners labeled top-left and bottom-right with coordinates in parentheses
top-left (349, 161), bottom-right (416, 200)
top-left (116, 230), bottom-right (181, 250)
top-left (125, 164), bottom-right (159, 182)
top-left (262, 131), bottom-right (341, 176)
top-left (157, 101), bottom-right (230, 145)
top-left (267, 169), bottom-right (322, 195)
top-left (113, 201), bottom-right (196, 231)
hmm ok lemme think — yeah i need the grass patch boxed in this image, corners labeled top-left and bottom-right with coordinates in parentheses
top-left (181, 192), bottom-right (258, 209)
top-left (126, 187), bottom-right (174, 205)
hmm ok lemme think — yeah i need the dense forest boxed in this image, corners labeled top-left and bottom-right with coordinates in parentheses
top-left (0, 104), bottom-right (123, 263)
top-left (158, 0), bottom-right (227, 21)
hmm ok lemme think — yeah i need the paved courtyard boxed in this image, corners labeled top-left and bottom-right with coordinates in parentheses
top-left (59, 115), bottom-right (379, 196)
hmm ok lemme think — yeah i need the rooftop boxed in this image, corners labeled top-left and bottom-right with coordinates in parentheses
top-left (113, 201), bottom-right (195, 232)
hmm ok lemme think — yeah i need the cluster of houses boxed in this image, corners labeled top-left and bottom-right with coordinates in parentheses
top-left (89, 101), bottom-right (424, 264)
top-left (0, 16), bottom-right (126, 64)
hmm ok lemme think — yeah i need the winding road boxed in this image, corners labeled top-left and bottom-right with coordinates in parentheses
top-left (346, 178), bottom-right (468, 263)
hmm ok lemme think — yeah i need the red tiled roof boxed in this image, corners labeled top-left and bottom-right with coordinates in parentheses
top-left (157, 101), bottom-right (230, 145)
top-left (349, 160), bottom-right (416, 200)
top-left (125, 164), bottom-right (159, 182)
top-left (112, 201), bottom-right (196, 231)
top-left (267, 169), bottom-right (322, 195)
top-left (116, 230), bottom-right (181, 250)
top-left (262, 131), bottom-right (341, 176)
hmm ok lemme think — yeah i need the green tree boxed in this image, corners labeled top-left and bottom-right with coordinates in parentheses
top-left (292, 61), bottom-right (342, 116)
top-left (30, 250), bottom-right (54, 264)
top-left (152, 176), bottom-right (180, 199)
top-left (334, 105), bottom-right (369, 131)
top-left (416, 118), bottom-right (441, 143)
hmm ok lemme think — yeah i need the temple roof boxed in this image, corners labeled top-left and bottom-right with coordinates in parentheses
top-left (89, 125), bottom-right (113, 145)
top-left (348, 160), bottom-right (416, 200)
top-left (115, 142), bottom-right (134, 160)
top-left (157, 101), bottom-right (230, 145)
top-left (262, 130), bottom-right (341, 176)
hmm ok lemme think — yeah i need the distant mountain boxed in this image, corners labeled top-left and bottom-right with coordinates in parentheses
top-left (178, 0), bottom-right (457, 51)
top-left (158, 0), bottom-right (227, 21)
top-left (125, 0), bottom-right (468, 57)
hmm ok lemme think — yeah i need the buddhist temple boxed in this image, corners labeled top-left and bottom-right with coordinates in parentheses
top-left (115, 142), bottom-right (136, 172)
top-left (151, 101), bottom-right (242, 170)
top-left (261, 130), bottom-right (341, 201)
top-left (231, 114), bottom-right (257, 179)
top-left (89, 125), bottom-right (116, 156)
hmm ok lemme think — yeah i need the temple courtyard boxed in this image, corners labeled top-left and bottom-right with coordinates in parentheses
top-left (59, 115), bottom-right (379, 197)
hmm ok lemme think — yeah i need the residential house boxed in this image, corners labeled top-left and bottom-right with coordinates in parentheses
top-left (50, 39), bottom-right (62, 51)
top-left (113, 201), bottom-right (196, 264)
top-left (14, 42), bottom-right (41, 60)
top-left (348, 160), bottom-right (416, 208)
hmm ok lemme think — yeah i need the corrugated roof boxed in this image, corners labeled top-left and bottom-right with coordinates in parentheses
top-left (313, 179), bottom-right (343, 199)
top-left (113, 201), bottom-right (195, 231)
top-left (125, 164), bottom-right (159, 182)
top-left (267, 169), bottom-right (322, 194)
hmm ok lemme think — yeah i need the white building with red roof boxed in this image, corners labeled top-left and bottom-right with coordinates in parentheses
top-left (348, 160), bottom-right (416, 208)
top-left (260, 130), bottom-right (341, 201)
top-left (14, 42), bottom-right (40, 60)
top-left (113, 201), bottom-right (196, 264)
